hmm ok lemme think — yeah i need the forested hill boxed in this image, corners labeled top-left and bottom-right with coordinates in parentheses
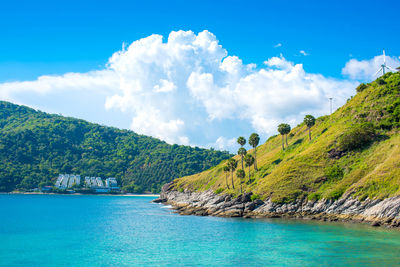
top-left (0, 101), bottom-right (231, 193)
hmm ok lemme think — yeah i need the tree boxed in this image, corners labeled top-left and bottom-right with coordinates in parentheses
top-left (236, 169), bottom-right (245, 193)
top-left (237, 136), bottom-right (246, 147)
top-left (244, 154), bottom-right (254, 181)
top-left (284, 124), bottom-right (291, 147)
top-left (304, 115), bottom-right (316, 141)
top-left (248, 133), bottom-right (260, 171)
top-left (223, 165), bottom-right (230, 189)
top-left (227, 158), bottom-right (238, 189)
top-left (278, 123), bottom-right (286, 150)
top-left (237, 147), bottom-right (247, 171)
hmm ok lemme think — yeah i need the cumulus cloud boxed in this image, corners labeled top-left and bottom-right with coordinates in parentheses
top-left (274, 43), bottom-right (282, 48)
top-left (0, 30), bottom-right (359, 150)
top-left (342, 53), bottom-right (400, 80)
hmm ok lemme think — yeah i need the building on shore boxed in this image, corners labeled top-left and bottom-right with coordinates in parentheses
top-left (55, 174), bottom-right (81, 189)
top-left (55, 174), bottom-right (120, 192)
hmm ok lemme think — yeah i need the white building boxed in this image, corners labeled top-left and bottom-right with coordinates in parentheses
top-left (55, 174), bottom-right (81, 189)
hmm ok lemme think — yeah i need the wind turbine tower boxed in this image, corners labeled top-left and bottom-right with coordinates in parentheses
top-left (375, 49), bottom-right (397, 77)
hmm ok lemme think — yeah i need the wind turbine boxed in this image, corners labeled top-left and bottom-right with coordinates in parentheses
top-left (374, 49), bottom-right (397, 77)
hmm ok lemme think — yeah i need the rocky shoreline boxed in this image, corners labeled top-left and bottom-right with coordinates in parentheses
top-left (153, 182), bottom-right (400, 228)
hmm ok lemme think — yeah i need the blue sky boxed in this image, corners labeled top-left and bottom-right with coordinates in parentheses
top-left (1, 0), bottom-right (399, 151)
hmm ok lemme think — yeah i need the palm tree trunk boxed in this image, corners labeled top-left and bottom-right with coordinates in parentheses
top-left (226, 173), bottom-right (230, 189)
top-left (248, 165), bottom-right (251, 182)
top-left (254, 146), bottom-right (258, 171)
top-left (282, 134), bottom-right (284, 150)
top-left (240, 182), bottom-right (242, 194)
top-left (286, 134), bottom-right (288, 147)
top-left (241, 156), bottom-right (244, 170)
top-left (231, 171), bottom-right (235, 189)
top-left (308, 127), bottom-right (311, 140)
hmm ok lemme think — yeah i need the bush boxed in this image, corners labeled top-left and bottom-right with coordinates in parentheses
top-left (307, 192), bottom-right (321, 201)
top-left (338, 122), bottom-right (376, 151)
top-left (356, 83), bottom-right (368, 92)
top-left (215, 188), bottom-right (224, 194)
top-left (325, 164), bottom-right (344, 181)
top-left (377, 79), bottom-right (386, 85)
top-left (250, 194), bottom-right (260, 201)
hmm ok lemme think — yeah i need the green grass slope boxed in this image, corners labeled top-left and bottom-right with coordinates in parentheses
top-left (174, 72), bottom-right (400, 203)
top-left (0, 102), bottom-right (231, 192)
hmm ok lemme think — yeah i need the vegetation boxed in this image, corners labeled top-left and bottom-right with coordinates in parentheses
top-left (236, 169), bottom-right (245, 193)
top-left (304, 115), bottom-right (316, 140)
top-left (237, 147), bottom-right (247, 171)
top-left (0, 101), bottom-right (231, 193)
top-left (244, 154), bottom-right (255, 181)
top-left (223, 165), bottom-right (230, 189)
top-left (277, 123), bottom-right (291, 150)
top-left (338, 122), bottom-right (376, 151)
top-left (173, 72), bottom-right (400, 204)
top-left (227, 158), bottom-right (238, 189)
top-left (249, 133), bottom-right (260, 170)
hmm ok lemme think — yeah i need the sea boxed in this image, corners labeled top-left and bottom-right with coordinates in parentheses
top-left (1, 194), bottom-right (400, 266)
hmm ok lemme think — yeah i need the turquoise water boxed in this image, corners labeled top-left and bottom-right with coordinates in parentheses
top-left (1, 195), bottom-right (400, 266)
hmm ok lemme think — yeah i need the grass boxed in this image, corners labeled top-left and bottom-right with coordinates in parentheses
top-left (174, 72), bottom-right (400, 203)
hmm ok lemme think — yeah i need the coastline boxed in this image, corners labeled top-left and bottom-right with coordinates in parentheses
top-left (1, 192), bottom-right (159, 197)
top-left (154, 182), bottom-right (400, 228)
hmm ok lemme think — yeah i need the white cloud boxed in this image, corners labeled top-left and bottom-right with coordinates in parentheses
top-left (299, 50), bottom-right (309, 56)
top-left (342, 54), bottom-right (400, 80)
top-left (274, 43), bottom-right (282, 48)
top-left (214, 136), bottom-right (237, 151)
top-left (0, 30), bottom-right (360, 151)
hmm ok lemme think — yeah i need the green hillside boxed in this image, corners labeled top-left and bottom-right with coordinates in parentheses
top-left (0, 102), bottom-right (231, 192)
top-left (173, 72), bottom-right (400, 203)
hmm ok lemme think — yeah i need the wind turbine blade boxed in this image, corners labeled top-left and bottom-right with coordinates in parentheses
top-left (386, 65), bottom-right (398, 72)
top-left (374, 68), bottom-right (382, 77)
top-left (383, 49), bottom-right (386, 64)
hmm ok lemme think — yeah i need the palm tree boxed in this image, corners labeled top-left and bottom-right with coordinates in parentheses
top-left (284, 124), bottom-right (291, 147)
top-left (278, 123), bottom-right (286, 150)
top-left (249, 133), bottom-right (260, 171)
top-left (237, 136), bottom-right (246, 147)
top-left (227, 158), bottom-right (237, 189)
top-left (236, 169), bottom-right (245, 193)
top-left (304, 115), bottom-right (316, 141)
top-left (244, 154), bottom-right (254, 182)
top-left (223, 165), bottom-right (230, 189)
top-left (238, 147), bottom-right (247, 171)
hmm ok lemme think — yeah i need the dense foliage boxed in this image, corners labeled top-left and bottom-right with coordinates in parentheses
top-left (0, 101), bottom-right (231, 193)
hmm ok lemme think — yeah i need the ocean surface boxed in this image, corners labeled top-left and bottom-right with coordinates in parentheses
top-left (1, 194), bottom-right (400, 266)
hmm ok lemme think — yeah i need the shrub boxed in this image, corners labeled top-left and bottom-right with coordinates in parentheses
top-left (338, 122), bottom-right (376, 151)
top-left (250, 194), bottom-right (260, 201)
top-left (215, 188), bottom-right (224, 194)
top-left (356, 83), bottom-right (368, 92)
top-left (328, 186), bottom-right (346, 200)
top-left (377, 79), bottom-right (386, 85)
top-left (307, 192), bottom-right (321, 201)
top-left (324, 164), bottom-right (344, 181)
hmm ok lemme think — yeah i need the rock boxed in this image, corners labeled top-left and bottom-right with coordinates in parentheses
top-left (254, 199), bottom-right (264, 206)
top-left (159, 186), bottom-right (400, 226)
top-left (152, 198), bottom-right (167, 203)
top-left (244, 202), bottom-right (256, 211)
top-left (371, 221), bottom-right (381, 227)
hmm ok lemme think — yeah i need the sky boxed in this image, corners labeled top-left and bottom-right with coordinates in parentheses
top-left (0, 0), bottom-right (399, 152)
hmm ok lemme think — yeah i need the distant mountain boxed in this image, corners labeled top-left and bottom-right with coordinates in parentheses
top-left (0, 101), bottom-right (231, 193)
top-left (171, 72), bottom-right (400, 203)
